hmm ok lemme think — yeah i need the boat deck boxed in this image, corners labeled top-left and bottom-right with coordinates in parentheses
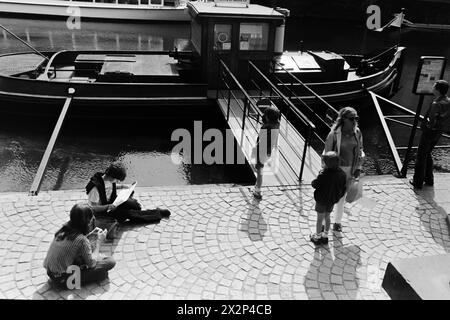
top-left (44, 54), bottom-right (182, 83)
top-left (0, 53), bottom-right (46, 76)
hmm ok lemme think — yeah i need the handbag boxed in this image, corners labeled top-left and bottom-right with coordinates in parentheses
top-left (346, 178), bottom-right (363, 203)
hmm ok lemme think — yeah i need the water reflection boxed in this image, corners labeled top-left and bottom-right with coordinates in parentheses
top-left (0, 17), bottom-right (191, 53)
top-left (0, 115), bottom-right (255, 192)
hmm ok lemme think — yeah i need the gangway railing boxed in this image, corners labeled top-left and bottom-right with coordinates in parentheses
top-left (216, 59), bottom-right (317, 182)
top-left (369, 91), bottom-right (450, 176)
top-left (246, 60), bottom-right (318, 180)
top-left (216, 59), bottom-right (262, 129)
top-left (270, 60), bottom-right (339, 145)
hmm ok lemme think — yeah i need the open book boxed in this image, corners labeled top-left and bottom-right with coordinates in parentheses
top-left (107, 181), bottom-right (137, 211)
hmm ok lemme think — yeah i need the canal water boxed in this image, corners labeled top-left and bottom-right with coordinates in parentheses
top-left (0, 15), bottom-right (449, 192)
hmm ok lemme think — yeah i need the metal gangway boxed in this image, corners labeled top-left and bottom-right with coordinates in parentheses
top-left (215, 59), bottom-right (323, 185)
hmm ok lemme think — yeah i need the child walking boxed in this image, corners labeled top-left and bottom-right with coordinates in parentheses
top-left (310, 151), bottom-right (347, 245)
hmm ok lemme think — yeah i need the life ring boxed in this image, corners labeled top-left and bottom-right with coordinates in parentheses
top-left (217, 32), bottom-right (228, 43)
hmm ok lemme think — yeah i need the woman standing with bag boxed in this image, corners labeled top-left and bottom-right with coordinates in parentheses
top-left (324, 107), bottom-right (365, 232)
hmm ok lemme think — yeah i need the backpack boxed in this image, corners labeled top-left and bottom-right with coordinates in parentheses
top-left (433, 98), bottom-right (450, 133)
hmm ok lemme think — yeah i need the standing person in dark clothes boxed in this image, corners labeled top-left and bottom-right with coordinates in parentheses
top-left (310, 151), bottom-right (347, 245)
top-left (44, 203), bottom-right (116, 288)
top-left (86, 162), bottom-right (170, 237)
top-left (411, 80), bottom-right (450, 189)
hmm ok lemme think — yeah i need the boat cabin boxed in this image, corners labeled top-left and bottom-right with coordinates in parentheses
top-left (187, 0), bottom-right (287, 87)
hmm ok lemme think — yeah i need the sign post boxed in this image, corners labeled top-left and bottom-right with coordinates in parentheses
top-left (400, 56), bottom-right (447, 177)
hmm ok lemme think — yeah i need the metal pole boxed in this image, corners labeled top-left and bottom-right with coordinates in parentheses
top-left (242, 98), bottom-right (248, 130)
top-left (227, 87), bottom-right (231, 121)
top-left (0, 24), bottom-right (48, 61)
top-left (400, 94), bottom-right (425, 177)
top-left (398, 8), bottom-right (404, 47)
top-left (29, 88), bottom-right (75, 196)
top-left (299, 126), bottom-right (311, 182)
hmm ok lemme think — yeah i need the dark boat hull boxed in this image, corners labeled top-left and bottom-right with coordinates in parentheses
top-left (0, 50), bottom-right (208, 114)
top-left (0, 47), bottom-right (406, 116)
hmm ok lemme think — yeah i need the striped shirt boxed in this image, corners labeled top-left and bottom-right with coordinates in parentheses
top-left (43, 233), bottom-right (96, 277)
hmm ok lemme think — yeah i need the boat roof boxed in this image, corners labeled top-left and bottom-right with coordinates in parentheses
top-left (187, 1), bottom-right (284, 19)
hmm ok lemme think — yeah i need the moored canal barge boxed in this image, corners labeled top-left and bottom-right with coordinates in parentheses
top-left (0, 1), bottom-right (406, 115)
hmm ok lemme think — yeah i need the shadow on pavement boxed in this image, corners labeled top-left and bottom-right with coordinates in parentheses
top-left (413, 186), bottom-right (450, 253)
top-left (304, 238), bottom-right (362, 300)
top-left (239, 190), bottom-right (268, 241)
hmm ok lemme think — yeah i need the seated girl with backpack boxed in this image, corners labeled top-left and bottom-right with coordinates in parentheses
top-left (86, 162), bottom-right (170, 239)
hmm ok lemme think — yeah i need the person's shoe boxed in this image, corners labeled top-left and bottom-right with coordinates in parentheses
top-left (106, 221), bottom-right (119, 240)
top-left (409, 180), bottom-right (423, 189)
top-left (333, 223), bottom-right (342, 232)
top-left (310, 233), bottom-right (322, 245)
top-left (253, 190), bottom-right (262, 200)
top-left (158, 208), bottom-right (171, 218)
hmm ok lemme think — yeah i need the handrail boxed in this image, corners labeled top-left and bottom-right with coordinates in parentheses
top-left (247, 63), bottom-right (315, 162)
top-left (369, 91), bottom-right (403, 175)
top-left (275, 78), bottom-right (333, 130)
top-left (385, 117), bottom-right (450, 140)
top-left (217, 58), bottom-right (315, 182)
top-left (364, 45), bottom-right (398, 62)
top-left (368, 90), bottom-right (450, 176)
top-left (43, 50), bottom-right (68, 81)
top-left (272, 60), bottom-right (339, 116)
top-left (249, 61), bottom-right (316, 130)
top-left (219, 60), bottom-right (261, 119)
top-left (246, 60), bottom-right (319, 181)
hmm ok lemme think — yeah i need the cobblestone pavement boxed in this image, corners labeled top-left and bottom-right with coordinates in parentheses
top-left (0, 174), bottom-right (449, 300)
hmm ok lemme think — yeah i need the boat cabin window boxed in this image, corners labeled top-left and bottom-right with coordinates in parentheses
top-left (150, 0), bottom-right (163, 5)
top-left (117, 0), bottom-right (139, 4)
top-left (214, 24), bottom-right (232, 51)
top-left (239, 23), bottom-right (269, 51)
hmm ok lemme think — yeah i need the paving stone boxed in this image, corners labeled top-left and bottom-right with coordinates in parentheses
top-left (1, 178), bottom-right (450, 300)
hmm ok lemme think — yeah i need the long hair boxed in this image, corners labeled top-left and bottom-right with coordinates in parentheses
top-left (54, 203), bottom-right (94, 241)
top-left (331, 106), bottom-right (358, 131)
